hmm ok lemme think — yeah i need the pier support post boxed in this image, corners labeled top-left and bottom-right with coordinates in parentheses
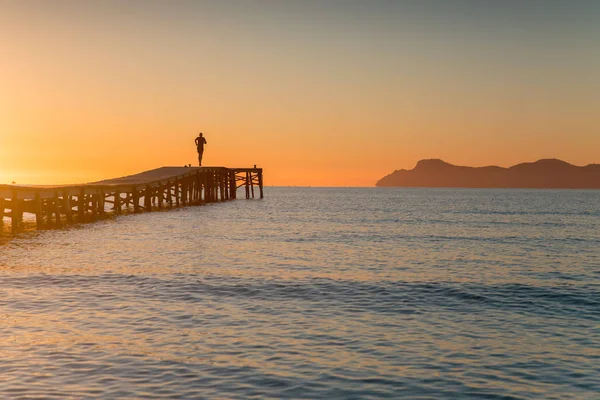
top-left (133, 186), bottom-right (140, 213)
top-left (205, 172), bottom-right (211, 202)
top-left (200, 171), bottom-right (206, 202)
top-left (167, 181), bottom-right (173, 208)
top-left (133, 191), bottom-right (137, 209)
top-left (90, 193), bottom-right (98, 221)
top-left (218, 170), bottom-right (223, 201)
top-left (157, 184), bottom-right (163, 210)
top-left (144, 186), bottom-right (152, 212)
top-left (114, 190), bottom-right (121, 214)
top-left (195, 172), bottom-right (201, 203)
top-left (11, 190), bottom-right (21, 233)
top-left (64, 190), bottom-right (73, 222)
top-left (53, 191), bottom-right (61, 226)
top-left (258, 170), bottom-right (264, 199)
top-left (34, 192), bottom-right (43, 229)
top-left (98, 189), bottom-right (106, 217)
top-left (245, 172), bottom-right (250, 199)
top-left (229, 171), bottom-right (236, 199)
top-left (78, 187), bottom-right (85, 222)
top-left (222, 170), bottom-right (228, 200)
top-left (223, 172), bottom-right (228, 200)
top-left (214, 171), bottom-right (218, 202)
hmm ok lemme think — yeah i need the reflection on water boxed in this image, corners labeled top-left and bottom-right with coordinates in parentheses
top-left (0, 188), bottom-right (599, 398)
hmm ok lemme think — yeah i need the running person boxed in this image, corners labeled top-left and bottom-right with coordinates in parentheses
top-left (195, 132), bottom-right (207, 166)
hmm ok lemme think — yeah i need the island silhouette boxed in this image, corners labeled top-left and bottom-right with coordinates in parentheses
top-left (376, 159), bottom-right (600, 189)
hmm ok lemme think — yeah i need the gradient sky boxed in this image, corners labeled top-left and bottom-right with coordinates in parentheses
top-left (1, 0), bottom-right (599, 186)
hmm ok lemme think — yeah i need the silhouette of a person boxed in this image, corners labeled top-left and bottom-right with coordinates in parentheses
top-left (195, 132), bottom-right (207, 166)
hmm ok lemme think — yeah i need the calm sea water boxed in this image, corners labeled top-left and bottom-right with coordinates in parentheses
top-left (0, 188), bottom-right (598, 399)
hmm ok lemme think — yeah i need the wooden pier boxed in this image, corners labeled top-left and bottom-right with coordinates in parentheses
top-left (0, 166), bottom-right (263, 233)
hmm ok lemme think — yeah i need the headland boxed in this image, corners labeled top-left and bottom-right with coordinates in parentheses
top-left (376, 159), bottom-right (600, 189)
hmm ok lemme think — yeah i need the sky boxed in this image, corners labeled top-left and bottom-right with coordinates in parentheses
top-left (1, 0), bottom-right (599, 186)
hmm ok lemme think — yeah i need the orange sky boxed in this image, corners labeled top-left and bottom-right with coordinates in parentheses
top-left (1, 1), bottom-right (599, 186)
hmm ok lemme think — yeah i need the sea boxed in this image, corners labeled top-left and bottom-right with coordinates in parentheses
top-left (0, 187), bottom-right (598, 399)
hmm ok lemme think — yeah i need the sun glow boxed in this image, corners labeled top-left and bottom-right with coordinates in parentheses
top-left (0, 2), bottom-right (598, 187)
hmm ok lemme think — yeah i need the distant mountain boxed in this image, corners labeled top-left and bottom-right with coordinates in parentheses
top-left (376, 159), bottom-right (600, 189)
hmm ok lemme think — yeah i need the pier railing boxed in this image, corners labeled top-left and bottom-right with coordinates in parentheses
top-left (0, 166), bottom-right (263, 233)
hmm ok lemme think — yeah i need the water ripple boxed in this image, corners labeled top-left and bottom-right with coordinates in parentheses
top-left (0, 188), bottom-right (598, 398)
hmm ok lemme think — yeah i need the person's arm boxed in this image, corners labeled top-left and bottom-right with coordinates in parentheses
top-left (203, 137), bottom-right (207, 144)
top-left (195, 137), bottom-right (199, 146)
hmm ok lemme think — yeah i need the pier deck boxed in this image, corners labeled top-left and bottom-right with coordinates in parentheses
top-left (0, 166), bottom-right (263, 233)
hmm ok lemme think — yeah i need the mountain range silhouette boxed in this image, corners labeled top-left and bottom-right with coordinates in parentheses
top-left (376, 159), bottom-right (600, 189)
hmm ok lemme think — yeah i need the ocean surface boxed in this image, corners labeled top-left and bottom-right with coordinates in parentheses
top-left (0, 187), bottom-right (598, 399)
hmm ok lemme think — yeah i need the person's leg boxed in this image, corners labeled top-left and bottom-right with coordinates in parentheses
top-left (198, 151), bottom-right (203, 166)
